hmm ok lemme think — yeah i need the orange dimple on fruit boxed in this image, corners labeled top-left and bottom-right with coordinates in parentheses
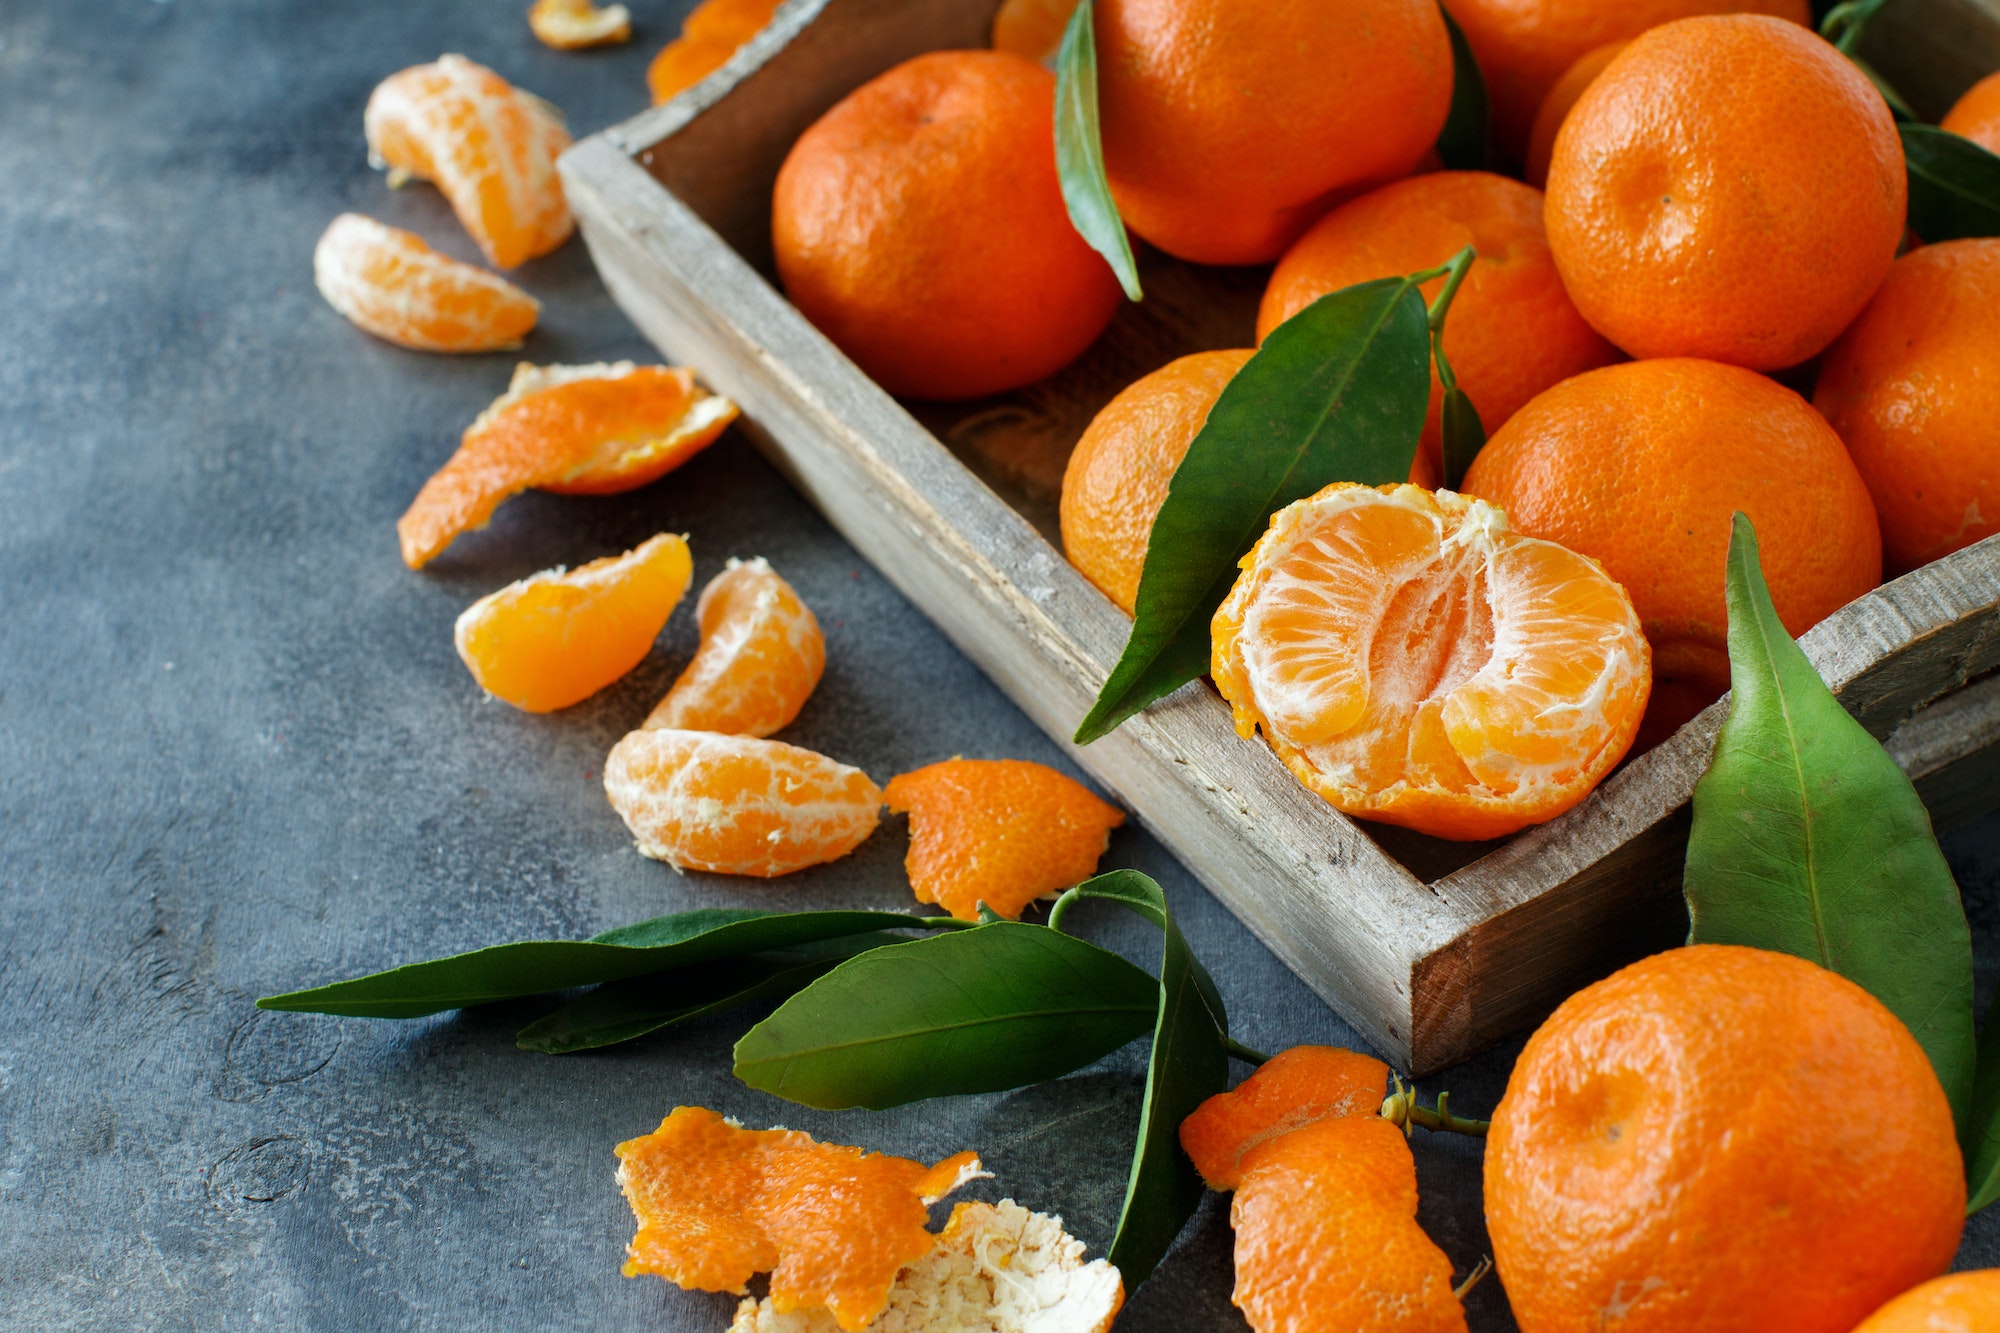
top-left (1212, 484), bottom-right (1650, 841)
top-left (1544, 16), bottom-right (1905, 371)
top-left (1180, 1045), bottom-right (1391, 1190)
top-left (1095, 0), bottom-right (1453, 265)
top-left (603, 729), bottom-right (882, 877)
top-left (454, 532), bottom-right (692, 713)
top-left (616, 1106), bottom-right (982, 1332)
top-left (647, 0), bottom-right (779, 103)
top-left (1942, 70), bottom-right (2000, 154)
top-left (1523, 41), bottom-right (1628, 188)
top-left (397, 362), bottom-right (738, 570)
top-left (1257, 172), bottom-right (1619, 476)
top-left (1815, 238), bottom-right (2000, 573)
top-left (1463, 357), bottom-right (1881, 744)
top-left (880, 759), bottom-right (1124, 921)
top-left (772, 50), bottom-right (1122, 401)
top-left (364, 54), bottom-right (573, 270)
top-left (643, 557), bottom-right (826, 737)
top-left (1852, 1271), bottom-right (2000, 1333)
top-left (313, 213), bottom-right (540, 353)
top-left (990, 0), bottom-right (1070, 62)
top-left (529, 0), bottom-right (632, 49)
top-left (1486, 945), bottom-right (1965, 1333)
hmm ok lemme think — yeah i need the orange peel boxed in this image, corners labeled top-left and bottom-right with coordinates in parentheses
top-left (313, 213), bottom-right (539, 353)
top-left (528, 0), bottom-right (632, 49)
top-left (643, 557), bottom-right (826, 738)
top-left (1180, 1045), bottom-right (1392, 1191)
top-left (397, 361), bottom-right (738, 570)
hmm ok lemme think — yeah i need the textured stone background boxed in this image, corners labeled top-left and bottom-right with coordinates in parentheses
top-left (2, 2), bottom-right (1997, 1328)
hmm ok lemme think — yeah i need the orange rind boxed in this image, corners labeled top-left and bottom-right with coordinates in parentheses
top-left (1180, 1045), bottom-right (1392, 1191)
top-left (364, 55), bottom-right (573, 269)
top-left (603, 729), bottom-right (882, 876)
top-left (397, 361), bottom-right (738, 570)
top-left (616, 1107), bottom-right (984, 1331)
top-left (1853, 1272), bottom-right (2000, 1332)
top-left (989, 0), bottom-right (1070, 63)
top-left (313, 213), bottom-right (539, 353)
top-left (881, 759), bottom-right (1125, 921)
top-left (529, 0), bottom-right (632, 49)
top-left (644, 557), bottom-right (826, 737)
top-left (1211, 483), bottom-right (1650, 841)
top-left (647, 0), bottom-right (779, 104)
top-left (454, 533), bottom-right (692, 713)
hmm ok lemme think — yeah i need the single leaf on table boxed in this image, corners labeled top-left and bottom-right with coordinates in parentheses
top-left (1434, 9), bottom-right (1491, 170)
top-left (1967, 989), bottom-right (2000, 1212)
top-left (1073, 278), bottom-right (1432, 743)
top-left (1685, 513), bottom-right (1975, 1132)
top-left (732, 922), bottom-right (1161, 1110)
top-left (1901, 125), bottom-right (2000, 242)
top-left (257, 908), bottom-right (933, 1019)
top-left (1054, 0), bottom-right (1142, 301)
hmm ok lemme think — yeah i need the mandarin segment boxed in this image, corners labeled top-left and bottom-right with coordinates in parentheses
top-left (364, 55), bottom-right (573, 269)
top-left (881, 759), bottom-right (1124, 921)
top-left (616, 1107), bottom-right (982, 1331)
top-left (529, 0), bottom-right (632, 49)
top-left (644, 557), bottom-right (826, 737)
top-left (1180, 1045), bottom-right (1391, 1191)
top-left (313, 213), bottom-right (540, 353)
top-left (1212, 484), bottom-right (1649, 841)
top-left (454, 532), bottom-right (692, 712)
top-left (603, 729), bottom-right (882, 876)
top-left (397, 361), bottom-right (738, 569)
top-left (648, 0), bottom-right (779, 103)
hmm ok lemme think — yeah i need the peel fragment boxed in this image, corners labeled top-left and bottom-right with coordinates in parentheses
top-left (1180, 1045), bottom-right (1391, 1190)
top-left (529, 0), bottom-right (632, 49)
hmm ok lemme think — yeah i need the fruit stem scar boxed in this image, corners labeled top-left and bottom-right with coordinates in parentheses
top-left (1381, 1076), bottom-right (1492, 1137)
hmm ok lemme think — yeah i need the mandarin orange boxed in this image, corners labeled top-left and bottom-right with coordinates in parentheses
top-left (1942, 70), bottom-right (2000, 154)
top-left (1257, 172), bottom-right (1619, 475)
top-left (313, 213), bottom-right (540, 353)
top-left (1521, 41), bottom-right (1627, 188)
top-left (1486, 945), bottom-right (1965, 1333)
top-left (1094, 0), bottom-right (1453, 265)
top-left (771, 50), bottom-right (1122, 401)
top-left (364, 55), bottom-right (573, 270)
top-left (1851, 1272), bottom-right (2000, 1333)
top-left (643, 557), bottom-right (825, 737)
top-left (1462, 357), bottom-right (1881, 742)
top-left (1211, 484), bottom-right (1650, 841)
top-left (1180, 1045), bottom-right (1391, 1191)
top-left (1544, 16), bottom-right (1904, 370)
top-left (647, 0), bottom-right (779, 103)
top-left (1815, 239), bottom-right (2000, 572)
top-left (528, 0), bottom-right (631, 49)
top-left (603, 729), bottom-right (881, 876)
top-left (454, 533), bottom-right (692, 712)
top-left (989, 0), bottom-right (1070, 62)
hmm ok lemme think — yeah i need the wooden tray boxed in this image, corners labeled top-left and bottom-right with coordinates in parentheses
top-left (560, 0), bottom-right (2000, 1073)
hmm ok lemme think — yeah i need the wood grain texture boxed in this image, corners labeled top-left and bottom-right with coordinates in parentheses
top-left (562, 0), bottom-right (2000, 1072)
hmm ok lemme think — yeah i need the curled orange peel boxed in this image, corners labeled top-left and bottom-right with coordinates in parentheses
top-left (1179, 1044), bottom-right (1391, 1190)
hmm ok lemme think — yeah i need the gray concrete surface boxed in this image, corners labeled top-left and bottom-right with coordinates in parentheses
top-left (2, 1), bottom-right (1997, 1328)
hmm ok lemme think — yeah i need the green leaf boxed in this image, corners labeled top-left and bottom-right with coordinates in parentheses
top-left (1685, 513), bottom-right (1976, 1134)
top-left (1965, 986), bottom-right (2000, 1212)
top-left (1902, 124), bottom-right (2000, 243)
top-left (1055, 0), bottom-right (1142, 301)
top-left (1050, 871), bottom-right (1229, 1288)
top-left (732, 923), bottom-right (1161, 1109)
top-left (1434, 9), bottom-right (1490, 170)
top-left (1438, 383), bottom-right (1486, 491)
top-left (514, 934), bottom-right (900, 1054)
top-left (1073, 278), bottom-right (1432, 743)
top-left (257, 909), bottom-right (932, 1019)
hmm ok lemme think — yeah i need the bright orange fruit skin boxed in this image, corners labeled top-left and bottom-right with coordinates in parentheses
top-left (1815, 239), bottom-right (2000, 573)
top-left (313, 213), bottom-right (540, 353)
top-left (1257, 172), bottom-right (1619, 475)
top-left (364, 55), bottom-right (573, 270)
top-left (1545, 16), bottom-right (1904, 370)
top-left (616, 1106), bottom-right (982, 1331)
top-left (603, 729), bottom-right (881, 877)
top-left (1942, 70), bottom-right (2000, 155)
top-left (880, 758), bottom-right (1124, 921)
top-left (398, 363), bottom-right (738, 570)
top-left (1462, 357), bottom-right (1881, 744)
top-left (1485, 945), bottom-right (1965, 1333)
top-left (989, 0), bottom-right (1070, 62)
top-left (1180, 1045), bottom-right (1391, 1191)
top-left (1851, 1272), bottom-right (2000, 1333)
top-left (454, 532), bottom-right (692, 712)
top-left (647, 0), bottom-right (778, 103)
top-left (1522, 42), bottom-right (1628, 189)
top-left (772, 50), bottom-right (1122, 402)
top-left (643, 557), bottom-right (826, 737)
top-left (1095, 0), bottom-right (1453, 265)
top-left (1212, 484), bottom-right (1650, 841)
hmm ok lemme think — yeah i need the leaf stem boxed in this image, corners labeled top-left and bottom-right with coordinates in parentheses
top-left (1421, 245), bottom-right (1478, 332)
top-left (1380, 1077), bottom-right (1491, 1137)
top-left (1224, 1036), bottom-right (1270, 1065)
top-left (917, 916), bottom-right (978, 931)
top-left (1820, 0), bottom-right (1891, 53)
top-left (1453, 1256), bottom-right (1495, 1301)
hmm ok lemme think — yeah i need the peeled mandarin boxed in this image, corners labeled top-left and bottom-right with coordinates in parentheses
top-left (313, 213), bottom-right (539, 353)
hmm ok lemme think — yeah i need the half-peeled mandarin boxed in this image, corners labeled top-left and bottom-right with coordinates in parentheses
top-left (644, 557), bottom-right (825, 737)
top-left (313, 213), bottom-right (539, 353)
top-left (454, 532), bottom-right (691, 712)
top-left (1180, 1045), bottom-right (1392, 1190)
top-left (881, 758), bottom-right (1124, 921)
top-left (398, 361), bottom-right (738, 569)
top-left (1212, 484), bottom-right (1650, 841)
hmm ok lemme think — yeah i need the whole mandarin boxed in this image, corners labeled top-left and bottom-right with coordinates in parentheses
top-left (1851, 1272), bottom-right (2000, 1333)
top-left (1441, 0), bottom-right (1810, 159)
top-left (1815, 238), bottom-right (2000, 573)
top-left (1461, 358), bottom-right (1880, 743)
top-left (1486, 945), bottom-right (1965, 1333)
top-left (772, 50), bottom-right (1122, 401)
top-left (1094, 0), bottom-right (1453, 265)
top-left (1257, 172), bottom-right (1619, 476)
top-left (1942, 70), bottom-right (2000, 154)
top-left (1545, 15), bottom-right (1905, 371)
top-left (1522, 41), bottom-right (1627, 188)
